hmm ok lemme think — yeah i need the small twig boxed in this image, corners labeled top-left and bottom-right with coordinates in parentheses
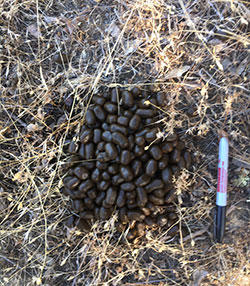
top-left (182, 227), bottom-right (209, 243)
top-left (232, 157), bottom-right (250, 169)
top-left (1, 102), bottom-right (27, 128)
top-left (9, 114), bottom-right (27, 128)
top-left (0, 254), bottom-right (31, 276)
top-left (0, 254), bottom-right (17, 266)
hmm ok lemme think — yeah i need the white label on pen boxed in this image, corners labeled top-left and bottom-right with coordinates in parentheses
top-left (216, 137), bottom-right (229, 206)
top-left (216, 191), bottom-right (227, 206)
top-left (217, 165), bottom-right (228, 194)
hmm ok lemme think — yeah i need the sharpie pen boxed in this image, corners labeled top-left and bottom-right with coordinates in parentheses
top-left (214, 134), bottom-right (229, 243)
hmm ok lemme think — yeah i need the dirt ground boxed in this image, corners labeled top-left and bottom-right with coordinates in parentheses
top-left (0, 0), bottom-right (249, 285)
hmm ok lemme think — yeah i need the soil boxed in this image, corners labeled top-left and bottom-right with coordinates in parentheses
top-left (0, 1), bottom-right (249, 286)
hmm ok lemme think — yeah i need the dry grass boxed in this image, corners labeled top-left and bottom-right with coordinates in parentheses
top-left (0, 0), bottom-right (249, 285)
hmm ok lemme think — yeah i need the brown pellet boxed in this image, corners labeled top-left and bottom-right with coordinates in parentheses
top-left (145, 179), bottom-right (164, 193)
top-left (120, 150), bottom-right (132, 165)
top-left (112, 132), bottom-right (129, 149)
top-left (137, 222), bottom-right (145, 236)
top-left (164, 189), bottom-right (176, 204)
top-left (72, 199), bottom-right (85, 212)
top-left (158, 155), bottom-right (169, 170)
top-left (112, 174), bottom-right (125, 186)
top-left (80, 210), bottom-right (94, 220)
top-left (120, 166), bottom-right (134, 181)
top-left (85, 143), bottom-right (95, 160)
top-left (93, 129), bottom-right (102, 144)
top-left (68, 140), bottom-right (79, 154)
top-left (84, 197), bottom-right (95, 209)
top-left (120, 182), bottom-right (135, 191)
top-left (135, 174), bottom-right (151, 187)
top-left (161, 168), bottom-right (173, 183)
top-left (93, 105), bottom-right (106, 121)
top-left (110, 123), bottom-right (128, 135)
top-left (78, 179), bottom-right (94, 192)
top-left (117, 116), bottom-right (129, 126)
top-left (105, 187), bottom-right (117, 205)
top-left (136, 187), bottom-right (148, 208)
top-left (149, 145), bottom-right (163, 160)
top-left (87, 188), bottom-right (97, 200)
top-left (122, 90), bottom-right (134, 107)
top-left (116, 189), bottom-right (126, 208)
top-left (145, 159), bottom-right (157, 176)
top-left (165, 132), bottom-right (178, 142)
top-left (104, 102), bottom-right (118, 114)
top-left (99, 207), bottom-right (112, 220)
top-left (183, 151), bottom-right (192, 168)
top-left (156, 214), bottom-right (168, 227)
top-left (74, 166), bottom-right (89, 180)
top-left (65, 177), bottom-right (81, 190)
top-left (135, 109), bottom-right (154, 118)
top-left (131, 160), bottom-right (142, 177)
top-left (75, 218), bottom-right (91, 232)
top-left (129, 115), bottom-right (141, 130)
top-left (105, 143), bottom-right (118, 160)
top-left (148, 194), bottom-right (164, 205)
top-left (169, 149), bottom-right (181, 164)
top-left (131, 87), bottom-right (141, 96)
top-left (127, 210), bottom-right (145, 222)
top-left (161, 142), bottom-right (174, 153)
top-left (85, 110), bottom-right (96, 126)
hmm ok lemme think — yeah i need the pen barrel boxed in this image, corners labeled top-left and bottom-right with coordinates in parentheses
top-left (215, 205), bottom-right (226, 243)
top-left (216, 137), bottom-right (229, 206)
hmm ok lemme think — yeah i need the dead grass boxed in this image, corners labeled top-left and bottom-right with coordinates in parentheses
top-left (0, 0), bottom-right (249, 285)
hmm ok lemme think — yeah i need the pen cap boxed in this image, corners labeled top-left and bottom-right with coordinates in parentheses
top-left (218, 137), bottom-right (229, 169)
top-left (216, 136), bottom-right (229, 207)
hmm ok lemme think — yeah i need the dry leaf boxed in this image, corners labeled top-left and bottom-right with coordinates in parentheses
top-left (192, 269), bottom-right (208, 286)
top-left (44, 16), bottom-right (59, 24)
top-left (26, 123), bottom-right (42, 132)
top-left (17, 202), bottom-right (23, 211)
top-left (63, 18), bottom-right (76, 35)
top-left (110, 24), bottom-right (121, 39)
top-left (240, 16), bottom-right (248, 25)
top-left (166, 65), bottom-right (190, 79)
top-left (13, 170), bottom-right (29, 183)
top-left (125, 39), bottom-right (142, 55)
top-left (105, 23), bottom-right (121, 39)
top-left (138, 269), bottom-right (145, 280)
top-left (215, 58), bottom-right (224, 71)
top-left (60, 257), bottom-right (68, 267)
top-left (36, 277), bottom-right (42, 285)
top-left (27, 24), bottom-right (41, 38)
top-left (236, 56), bottom-right (249, 75)
top-left (201, 84), bottom-right (208, 97)
top-left (37, 107), bottom-right (45, 120)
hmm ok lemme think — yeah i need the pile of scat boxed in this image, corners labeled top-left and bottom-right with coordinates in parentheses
top-left (62, 87), bottom-right (191, 240)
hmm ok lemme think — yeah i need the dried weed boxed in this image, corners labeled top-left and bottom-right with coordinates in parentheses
top-left (0, 0), bottom-right (249, 285)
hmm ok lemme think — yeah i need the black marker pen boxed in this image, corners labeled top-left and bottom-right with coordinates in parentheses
top-left (214, 136), bottom-right (229, 243)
